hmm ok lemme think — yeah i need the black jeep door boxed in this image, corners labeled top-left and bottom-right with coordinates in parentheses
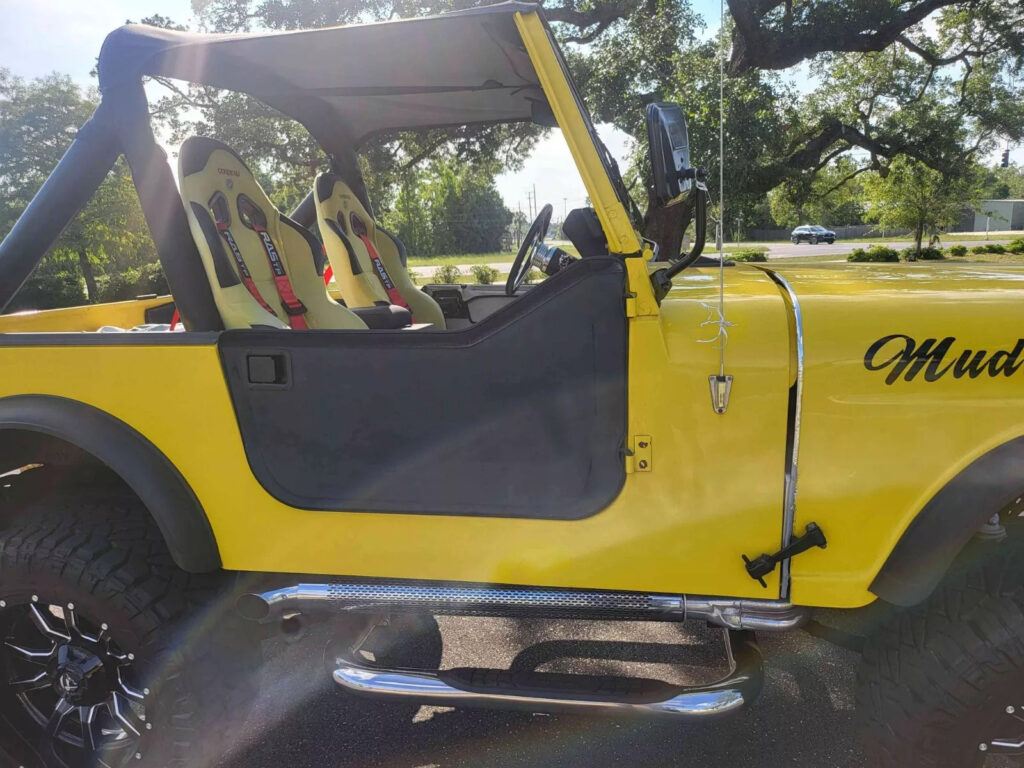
top-left (218, 257), bottom-right (628, 520)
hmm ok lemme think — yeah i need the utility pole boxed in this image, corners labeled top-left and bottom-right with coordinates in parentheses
top-left (517, 201), bottom-right (523, 248)
top-left (563, 197), bottom-right (567, 219)
top-left (533, 184), bottom-right (537, 221)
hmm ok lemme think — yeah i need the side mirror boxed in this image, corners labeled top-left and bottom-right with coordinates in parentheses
top-left (645, 102), bottom-right (709, 301)
top-left (646, 102), bottom-right (695, 206)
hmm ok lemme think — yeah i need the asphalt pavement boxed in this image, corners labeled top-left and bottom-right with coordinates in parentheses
top-left (218, 617), bottom-right (864, 768)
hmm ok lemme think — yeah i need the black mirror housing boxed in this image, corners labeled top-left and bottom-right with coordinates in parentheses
top-left (646, 102), bottom-right (694, 206)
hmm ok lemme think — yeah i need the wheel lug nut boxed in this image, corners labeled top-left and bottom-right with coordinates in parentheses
top-left (143, 688), bottom-right (150, 695)
top-left (146, 722), bottom-right (153, 730)
top-left (135, 752), bottom-right (142, 760)
top-left (127, 653), bottom-right (135, 661)
top-left (980, 743), bottom-right (989, 751)
top-left (101, 623), bottom-right (108, 631)
top-left (30, 595), bottom-right (38, 603)
top-left (0, 600), bottom-right (5, 608)
top-left (66, 603), bottom-right (74, 610)
top-left (1008, 705), bottom-right (1016, 714)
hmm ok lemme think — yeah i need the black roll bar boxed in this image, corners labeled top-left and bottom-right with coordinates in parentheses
top-left (0, 106), bottom-right (120, 314)
top-left (103, 83), bottom-right (223, 331)
top-left (0, 83), bottom-right (224, 331)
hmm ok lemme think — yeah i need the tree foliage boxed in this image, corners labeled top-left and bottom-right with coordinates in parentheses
top-left (862, 156), bottom-right (979, 253)
top-left (980, 165), bottom-right (1024, 199)
top-left (383, 161), bottom-right (512, 256)
top-left (0, 70), bottom-right (158, 310)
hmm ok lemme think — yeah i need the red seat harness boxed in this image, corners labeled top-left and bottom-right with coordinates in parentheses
top-left (211, 193), bottom-right (310, 329)
top-left (349, 212), bottom-right (411, 314)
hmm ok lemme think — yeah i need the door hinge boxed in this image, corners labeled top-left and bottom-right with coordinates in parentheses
top-left (625, 435), bottom-right (652, 473)
top-left (625, 294), bottom-right (638, 317)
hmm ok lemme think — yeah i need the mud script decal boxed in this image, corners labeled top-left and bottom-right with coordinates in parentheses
top-left (865, 334), bottom-right (1024, 384)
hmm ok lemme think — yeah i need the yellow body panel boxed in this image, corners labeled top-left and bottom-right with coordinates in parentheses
top-left (0, 296), bottom-right (173, 334)
top-left (770, 262), bottom-right (1024, 607)
top-left (0, 265), bottom-right (791, 599)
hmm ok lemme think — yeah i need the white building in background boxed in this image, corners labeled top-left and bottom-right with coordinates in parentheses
top-left (969, 199), bottom-right (1024, 231)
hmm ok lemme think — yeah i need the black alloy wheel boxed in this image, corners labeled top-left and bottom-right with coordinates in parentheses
top-left (1, 599), bottom-right (147, 768)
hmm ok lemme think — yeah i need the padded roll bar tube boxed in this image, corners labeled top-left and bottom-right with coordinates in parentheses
top-left (105, 83), bottom-right (223, 331)
top-left (0, 106), bottom-right (120, 314)
top-left (289, 191), bottom-right (317, 229)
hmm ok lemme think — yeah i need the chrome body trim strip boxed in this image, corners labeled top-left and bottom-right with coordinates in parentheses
top-left (240, 581), bottom-right (809, 631)
top-left (331, 628), bottom-right (763, 719)
top-left (763, 268), bottom-right (805, 600)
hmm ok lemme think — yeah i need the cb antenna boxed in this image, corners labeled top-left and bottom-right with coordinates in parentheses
top-left (700, 0), bottom-right (734, 415)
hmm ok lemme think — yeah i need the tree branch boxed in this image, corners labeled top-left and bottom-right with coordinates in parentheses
top-left (727, 0), bottom-right (980, 74)
top-left (815, 164), bottom-right (872, 198)
top-left (542, 1), bottom-right (632, 43)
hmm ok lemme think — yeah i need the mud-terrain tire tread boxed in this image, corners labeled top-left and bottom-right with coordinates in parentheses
top-left (857, 532), bottom-right (1024, 768)
top-left (0, 493), bottom-right (259, 767)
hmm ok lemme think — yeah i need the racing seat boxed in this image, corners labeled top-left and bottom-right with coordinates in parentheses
top-left (178, 136), bottom-right (365, 330)
top-left (314, 172), bottom-right (446, 328)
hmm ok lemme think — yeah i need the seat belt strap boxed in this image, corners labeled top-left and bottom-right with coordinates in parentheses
top-left (250, 222), bottom-right (310, 330)
top-left (359, 233), bottom-right (411, 314)
top-left (214, 220), bottom-right (280, 319)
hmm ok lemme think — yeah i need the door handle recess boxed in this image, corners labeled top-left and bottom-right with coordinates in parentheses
top-left (247, 353), bottom-right (290, 387)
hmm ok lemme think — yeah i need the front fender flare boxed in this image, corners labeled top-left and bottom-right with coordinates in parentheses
top-left (871, 435), bottom-right (1024, 607)
top-left (0, 395), bottom-right (220, 573)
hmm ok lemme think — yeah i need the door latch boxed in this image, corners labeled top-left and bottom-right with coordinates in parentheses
top-left (742, 522), bottom-right (827, 588)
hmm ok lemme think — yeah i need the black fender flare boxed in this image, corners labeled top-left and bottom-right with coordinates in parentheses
top-left (0, 394), bottom-right (220, 573)
top-left (871, 435), bottom-right (1024, 606)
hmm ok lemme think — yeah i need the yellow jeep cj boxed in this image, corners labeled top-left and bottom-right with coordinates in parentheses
top-left (1, 5), bottom-right (1023, 766)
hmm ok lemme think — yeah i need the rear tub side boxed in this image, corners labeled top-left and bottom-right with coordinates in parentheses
top-left (0, 296), bottom-right (176, 333)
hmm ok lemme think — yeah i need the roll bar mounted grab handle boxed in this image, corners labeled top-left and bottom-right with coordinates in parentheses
top-left (650, 168), bottom-right (708, 303)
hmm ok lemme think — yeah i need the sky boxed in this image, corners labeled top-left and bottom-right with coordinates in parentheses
top-left (1, 0), bottom-right (1017, 215)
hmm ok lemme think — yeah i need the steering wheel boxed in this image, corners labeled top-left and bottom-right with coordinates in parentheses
top-left (506, 203), bottom-right (553, 296)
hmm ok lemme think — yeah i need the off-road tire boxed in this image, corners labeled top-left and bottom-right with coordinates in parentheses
top-left (0, 493), bottom-right (261, 767)
top-left (856, 531), bottom-right (1024, 767)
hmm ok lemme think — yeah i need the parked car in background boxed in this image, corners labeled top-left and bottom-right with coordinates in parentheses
top-left (791, 225), bottom-right (836, 244)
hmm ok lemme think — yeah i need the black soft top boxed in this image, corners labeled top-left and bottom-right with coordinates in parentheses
top-left (97, 2), bottom-right (550, 152)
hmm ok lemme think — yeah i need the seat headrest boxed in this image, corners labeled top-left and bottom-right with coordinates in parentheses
top-left (179, 136), bottom-right (254, 180)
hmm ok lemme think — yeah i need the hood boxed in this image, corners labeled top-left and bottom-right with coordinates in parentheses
top-left (764, 261), bottom-right (1024, 384)
top-left (766, 261), bottom-right (1024, 302)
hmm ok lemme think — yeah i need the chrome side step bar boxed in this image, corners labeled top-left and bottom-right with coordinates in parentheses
top-left (238, 580), bottom-right (809, 632)
top-left (331, 628), bottom-right (763, 718)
